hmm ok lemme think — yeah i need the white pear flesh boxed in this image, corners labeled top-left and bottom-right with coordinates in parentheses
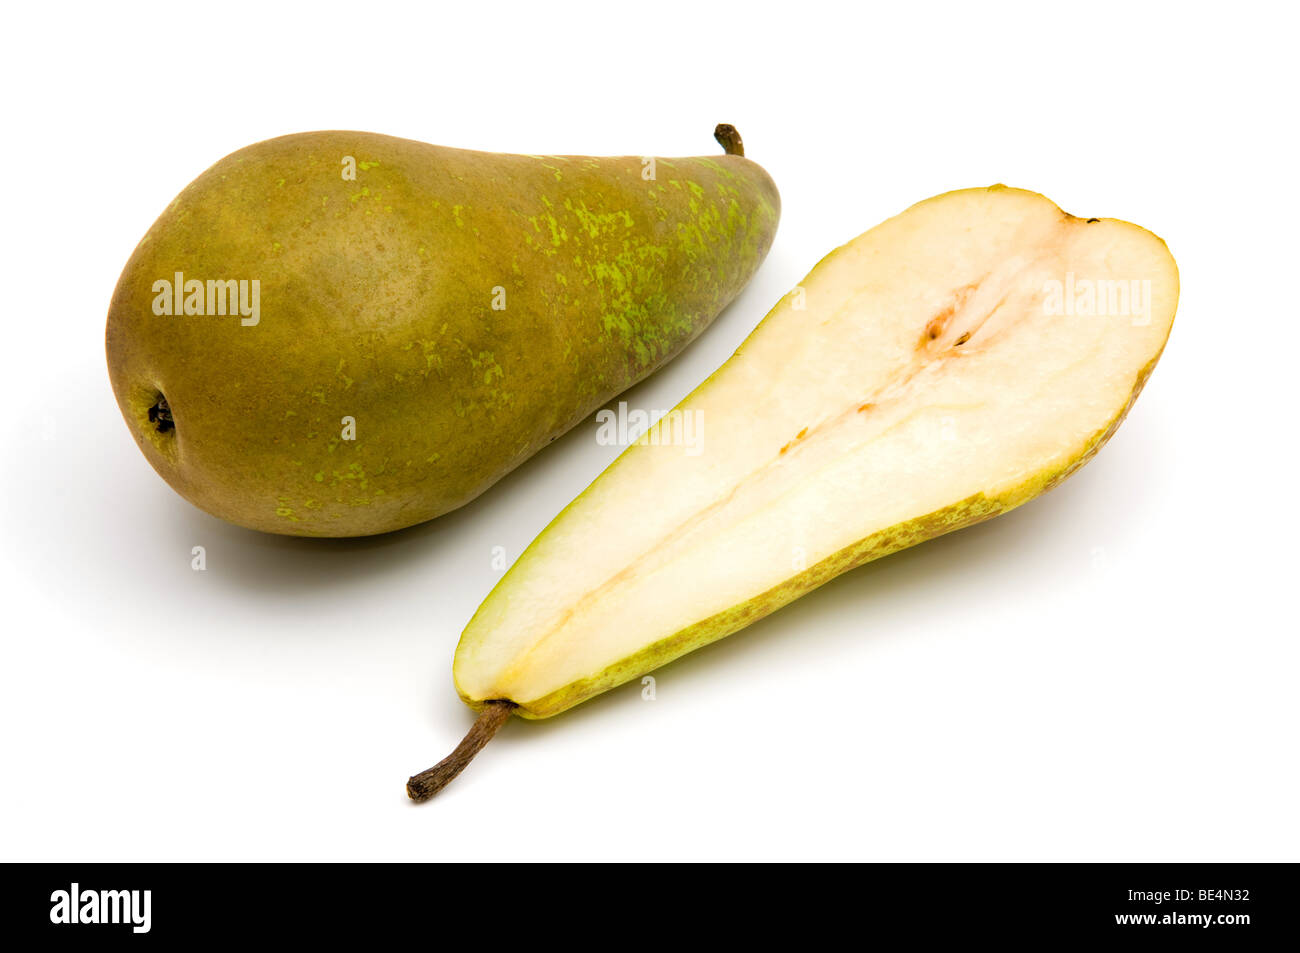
top-left (454, 186), bottom-right (1179, 718)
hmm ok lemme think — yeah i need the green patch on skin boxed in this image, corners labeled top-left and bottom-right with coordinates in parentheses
top-left (322, 461), bottom-right (371, 494)
top-left (358, 160), bottom-right (380, 171)
top-left (470, 351), bottom-right (506, 387)
top-left (528, 211), bottom-right (568, 247)
top-left (564, 199), bottom-right (634, 239)
top-left (403, 338), bottom-right (445, 377)
top-left (694, 157), bottom-right (734, 179)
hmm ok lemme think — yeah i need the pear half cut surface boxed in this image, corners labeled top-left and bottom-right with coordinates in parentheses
top-left (412, 185), bottom-right (1177, 799)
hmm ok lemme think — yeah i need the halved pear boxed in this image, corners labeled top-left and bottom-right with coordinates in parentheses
top-left (410, 185), bottom-right (1177, 798)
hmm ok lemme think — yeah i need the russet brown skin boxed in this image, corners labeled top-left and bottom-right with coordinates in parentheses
top-left (107, 129), bottom-right (780, 536)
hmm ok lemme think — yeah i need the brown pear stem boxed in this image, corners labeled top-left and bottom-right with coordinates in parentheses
top-left (714, 123), bottom-right (744, 157)
top-left (407, 700), bottom-right (515, 802)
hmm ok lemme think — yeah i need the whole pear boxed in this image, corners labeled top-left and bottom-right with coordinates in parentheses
top-left (106, 126), bottom-right (779, 536)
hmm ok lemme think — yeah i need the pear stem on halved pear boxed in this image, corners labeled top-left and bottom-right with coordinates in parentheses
top-left (407, 700), bottom-right (515, 801)
top-left (713, 123), bottom-right (744, 157)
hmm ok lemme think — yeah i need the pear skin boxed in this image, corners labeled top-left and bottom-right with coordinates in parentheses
top-left (106, 127), bottom-right (780, 536)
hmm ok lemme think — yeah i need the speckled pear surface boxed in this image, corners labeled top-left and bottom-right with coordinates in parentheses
top-left (106, 130), bottom-right (780, 536)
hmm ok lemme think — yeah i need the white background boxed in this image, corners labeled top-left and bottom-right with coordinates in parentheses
top-left (2, 1), bottom-right (1296, 862)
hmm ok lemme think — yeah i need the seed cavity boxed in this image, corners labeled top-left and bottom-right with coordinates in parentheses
top-left (920, 279), bottom-right (982, 349)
